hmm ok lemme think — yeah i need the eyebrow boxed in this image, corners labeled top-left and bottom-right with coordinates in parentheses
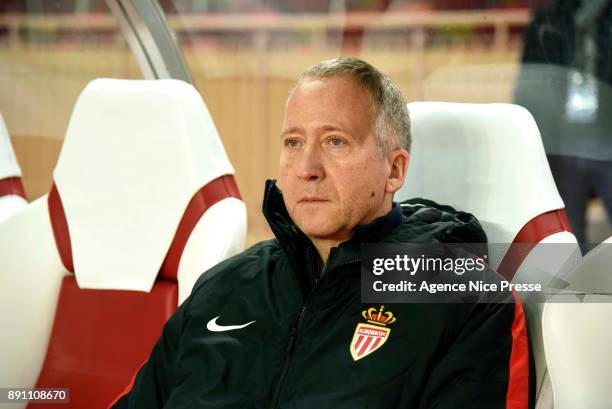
top-left (280, 125), bottom-right (347, 138)
top-left (280, 127), bottom-right (302, 138)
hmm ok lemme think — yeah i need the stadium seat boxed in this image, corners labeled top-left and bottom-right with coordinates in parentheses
top-left (542, 297), bottom-right (612, 409)
top-left (0, 79), bottom-right (246, 409)
top-left (0, 113), bottom-right (27, 222)
top-left (542, 236), bottom-right (612, 409)
top-left (395, 102), bottom-right (582, 406)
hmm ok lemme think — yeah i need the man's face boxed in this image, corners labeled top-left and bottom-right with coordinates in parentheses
top-left (278, 76), bottom-right (397, 243)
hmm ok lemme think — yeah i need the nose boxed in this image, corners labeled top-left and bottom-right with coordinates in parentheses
top-left (297, 143), bottom-right (324, 181)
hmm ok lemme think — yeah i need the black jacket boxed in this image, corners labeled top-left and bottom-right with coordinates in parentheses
top-left (113, 180), bottom-right (529, 409)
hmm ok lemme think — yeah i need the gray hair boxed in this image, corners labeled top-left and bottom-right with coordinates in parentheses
top-left (293, 57), bottom-right (411, 155)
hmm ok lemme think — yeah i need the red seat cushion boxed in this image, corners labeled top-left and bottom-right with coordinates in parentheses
top-left (30, 276), bottom-right (177, 409)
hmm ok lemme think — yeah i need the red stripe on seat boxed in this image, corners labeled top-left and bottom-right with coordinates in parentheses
top-left (160, 174), bottom-right (241, 280)
top-left (506, 292), bottom-right (530, 409)
top-left (48, 183), bottom-right (74, 272)
top-left (497, 210), bottom-right (572, 280)
top-left (0, 176), bottom-right (26, 199)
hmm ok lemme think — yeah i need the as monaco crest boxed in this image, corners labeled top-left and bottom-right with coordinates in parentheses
top-left (350, 305), bottom-right (396, 361)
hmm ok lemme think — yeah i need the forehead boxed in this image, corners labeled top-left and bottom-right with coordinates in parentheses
top-left (283, 76), bottom-right (373, 132)
top-left (292, 75), bottom-right (369, 99)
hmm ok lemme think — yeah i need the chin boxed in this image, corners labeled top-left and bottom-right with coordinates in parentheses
top-left (289, 206), bottom-right (345, 237)
top-left (295, 218), bottom-right (341, 239)
top-left (301, 226), bottom-right (336, 238)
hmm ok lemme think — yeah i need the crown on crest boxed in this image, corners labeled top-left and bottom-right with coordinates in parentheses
top-left (362, 305), bottom-right (396, 326)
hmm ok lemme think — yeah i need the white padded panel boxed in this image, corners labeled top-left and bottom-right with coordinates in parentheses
top-left (0, 195), bottom-right (27, 223)
top-left (512, 232), bottom-right (581, 396)
top-left (396, 103), bottom-right (564, 254)
top-left (565, 236), bottom-right (612, 293)
top-left (0, 197), bottom-right (67, 403)
top-left (177, 198), bottom-right (247, 304)
top-left (0, 114), bottom-right (22, 180)
top-left (543, 297), bottom-right (612, 409)
top-left (53, 79), bottom-right (235, 291)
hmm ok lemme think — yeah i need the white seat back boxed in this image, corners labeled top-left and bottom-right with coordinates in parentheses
top-left (396, 102), bottom-right (565, 268)
top-left (53, 79), bottom-right (246, 300)
top-left (542, 237), bottom-right (612, 409)
top-left (543, 295), bottom-right (612, 409)
top-left (0, 197), bottom-right (67, 405)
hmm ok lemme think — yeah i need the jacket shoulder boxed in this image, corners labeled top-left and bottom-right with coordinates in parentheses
top-left (397, 198), bottom-right (487, 244)
top-left (189, 239), bottom-right (283, 297)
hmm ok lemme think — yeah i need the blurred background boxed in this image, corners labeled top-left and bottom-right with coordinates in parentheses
top-left (1, 0), bottom-right (610, 246)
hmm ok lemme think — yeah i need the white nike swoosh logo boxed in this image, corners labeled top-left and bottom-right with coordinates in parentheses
top-left (206, 316), bottom-right (256, 332)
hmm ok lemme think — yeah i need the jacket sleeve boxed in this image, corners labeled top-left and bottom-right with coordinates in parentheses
top-left (110, 299), bottom-right (188, 409)
top-left (417, 300), bottom-right (530, 409)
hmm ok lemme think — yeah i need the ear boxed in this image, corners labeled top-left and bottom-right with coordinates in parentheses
top-left (385, 148), bottom-right (409, 194)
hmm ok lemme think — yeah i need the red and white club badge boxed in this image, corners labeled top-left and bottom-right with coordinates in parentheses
top-left (350, 305), bottom-right (397, 361)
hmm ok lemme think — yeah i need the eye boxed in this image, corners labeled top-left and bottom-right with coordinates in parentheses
top-left (284, 138), bottom-right (301, 148)
top-left (328, 137), bottom-right (344, 146)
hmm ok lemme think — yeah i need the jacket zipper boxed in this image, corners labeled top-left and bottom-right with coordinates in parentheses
top-left (268, 250), bottom-right (359, 409)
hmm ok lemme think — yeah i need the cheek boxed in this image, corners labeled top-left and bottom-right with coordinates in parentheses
top-left (336, 165), bottom-right (372, 195)
top-left (339, 162), bottom-right (386, 198)
top-left (277, 158), bottom-right (292, 190)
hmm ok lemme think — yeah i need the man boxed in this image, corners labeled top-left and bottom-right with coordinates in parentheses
top-left (112, 58), bottom-right (529, 408)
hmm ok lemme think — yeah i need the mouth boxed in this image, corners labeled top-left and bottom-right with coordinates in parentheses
top-left (298, 197), bottom-right (328, 204)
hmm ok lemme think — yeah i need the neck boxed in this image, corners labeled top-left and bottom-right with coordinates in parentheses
top-left (311, 237), bottom-right (342, 265)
